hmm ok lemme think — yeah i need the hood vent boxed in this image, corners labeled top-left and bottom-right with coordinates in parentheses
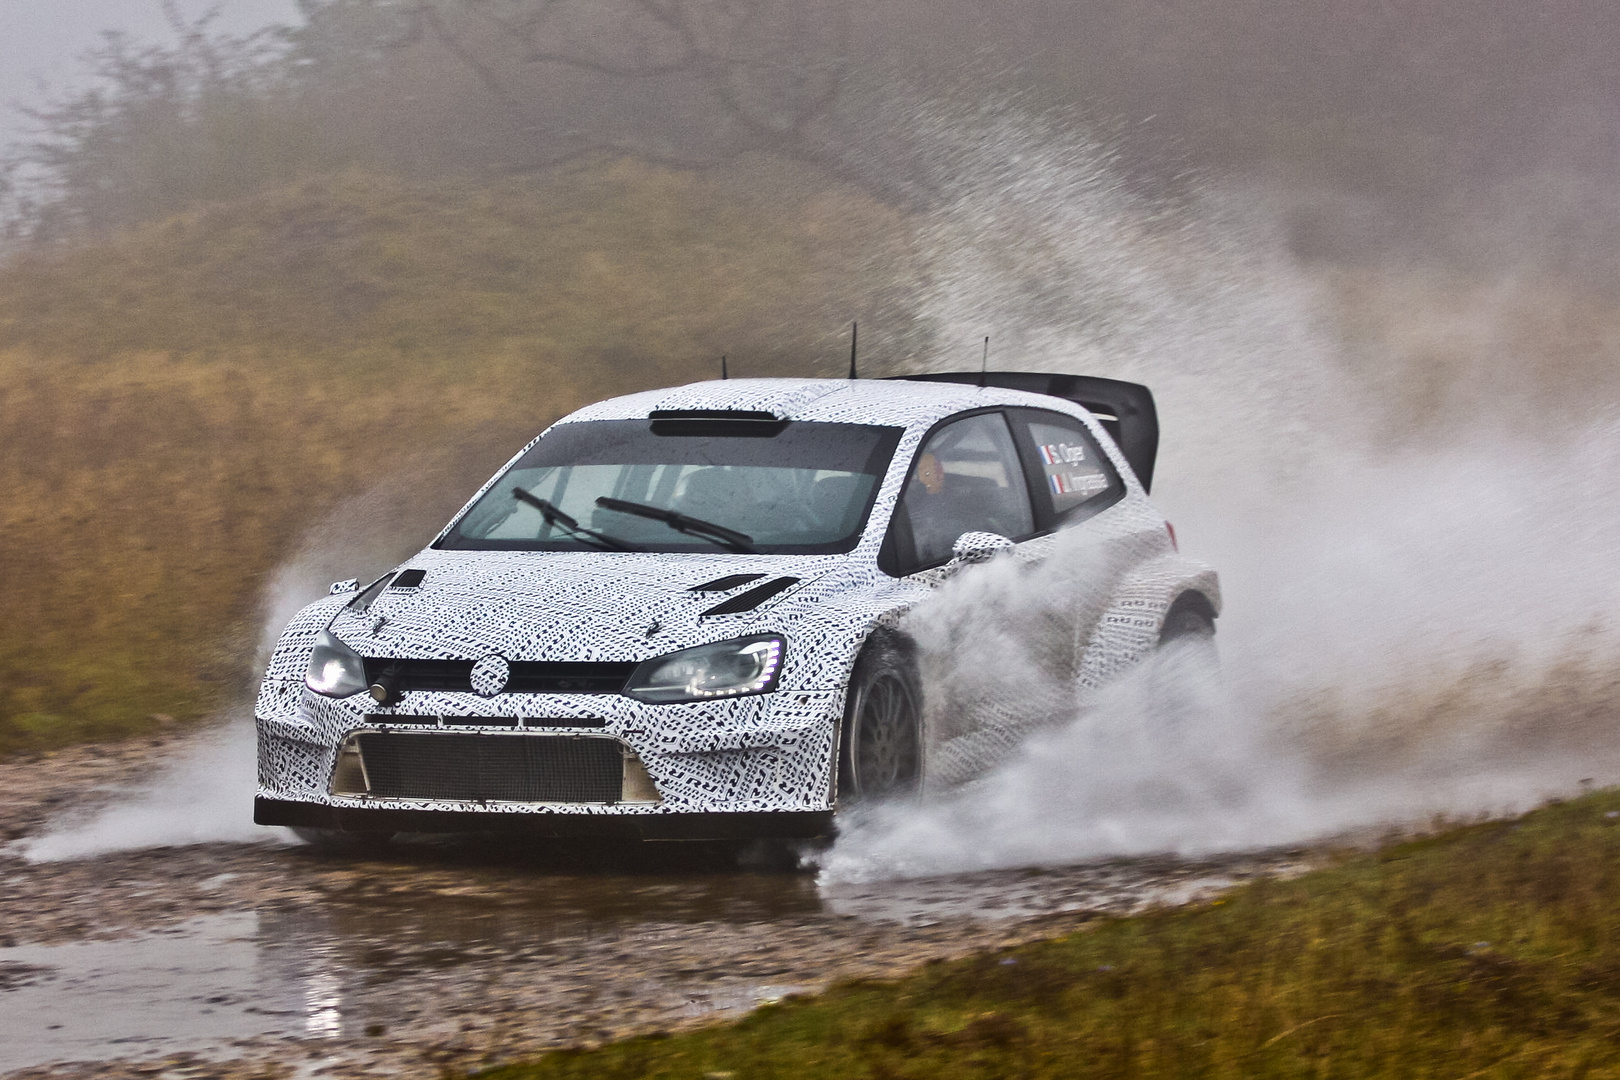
top-left (390, 569), bottom-right (426, 589)
top-left (699, 576), bottom-right (801, 617)
top-left (690, 573), bottom-right (766, 592)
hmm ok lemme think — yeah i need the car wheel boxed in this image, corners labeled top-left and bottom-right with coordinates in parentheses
top-left (839, 635), bottom-right (922, 802)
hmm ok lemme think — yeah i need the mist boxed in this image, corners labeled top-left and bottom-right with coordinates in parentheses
top-left (0, 0), bottom-right (296, 143)
top-left (823, 115), bottom-right (1620, 880)
top-left (6, 3), bottom-right (1618, 869)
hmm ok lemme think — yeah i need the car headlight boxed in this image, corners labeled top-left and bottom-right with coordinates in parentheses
top-left (624, 635), bottom-right (785, 704)
top-left (305, 630), bottom-right (368, 698)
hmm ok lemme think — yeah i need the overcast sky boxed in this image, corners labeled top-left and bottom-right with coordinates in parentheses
top-left (0, 0), bottom-right (298, 145)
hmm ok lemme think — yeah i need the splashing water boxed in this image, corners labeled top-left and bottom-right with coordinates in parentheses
top-left (823, 112), bottom-right (1620, 882)
top-left (19, 722), bottom-right (283, 862)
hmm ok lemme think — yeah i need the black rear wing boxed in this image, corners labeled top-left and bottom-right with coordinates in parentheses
top-left (886, 372), bottom-right (1160, 492)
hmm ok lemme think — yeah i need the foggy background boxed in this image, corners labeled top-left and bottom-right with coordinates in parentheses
top-left (5, 0), bottom-right (1620, 865)
top-left (5, 0), bottom-right (1620, 277)
top-left (0, 0), bottom-right (295, 138)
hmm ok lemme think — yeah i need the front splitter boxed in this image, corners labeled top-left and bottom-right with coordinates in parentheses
top-left (254, 797), bottom-right (834, 840)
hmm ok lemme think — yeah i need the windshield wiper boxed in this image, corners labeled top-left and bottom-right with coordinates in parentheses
top-left (512, 487), bottom-right (641, 551)
top-left (594, 496), bottom-right (759, 554)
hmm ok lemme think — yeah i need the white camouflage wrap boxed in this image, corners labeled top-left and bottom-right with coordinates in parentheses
top-left (256, 378), bottom-right (1219, 829)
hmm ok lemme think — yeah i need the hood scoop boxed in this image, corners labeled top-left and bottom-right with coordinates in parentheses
top-left (699, 576), bottom-right (801, 617)
top-left (389, 569), bottom-right (426, 589)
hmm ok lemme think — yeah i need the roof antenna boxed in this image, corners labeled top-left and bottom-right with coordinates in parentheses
top-left (979, 335), bottom-right (989, 387)
top-left (721, 354), bottom-right (728, 380)
top-left (848, 322), bottom-right (858, 380)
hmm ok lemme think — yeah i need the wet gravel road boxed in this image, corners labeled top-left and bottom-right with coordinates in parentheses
top-left (0, 733), bottom-right (1310, 1080)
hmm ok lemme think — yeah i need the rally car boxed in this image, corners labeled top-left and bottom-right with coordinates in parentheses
top-left (254, 371), bottom-right (1219, 841)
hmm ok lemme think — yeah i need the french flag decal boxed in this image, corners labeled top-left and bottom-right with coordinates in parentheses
top-left (1050, 473), bottom-right (1070, 495)
top-left (1039, 444), bottom-right (1061, 465)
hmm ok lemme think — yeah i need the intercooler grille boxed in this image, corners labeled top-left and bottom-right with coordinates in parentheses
top-left (353, 732), bottom-right (624, 802)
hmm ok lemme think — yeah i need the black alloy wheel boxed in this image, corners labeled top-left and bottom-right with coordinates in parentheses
top-left (840, 636), bottom-right (922, 802)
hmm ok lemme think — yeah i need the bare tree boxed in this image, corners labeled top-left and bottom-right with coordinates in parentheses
top-left (3, 3), bottom-right (342, 241)
top-left (294, 0), bottom-right (862, 179)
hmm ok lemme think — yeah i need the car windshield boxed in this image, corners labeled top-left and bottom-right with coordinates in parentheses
top-left (438, 418), bottom-right (903, 554)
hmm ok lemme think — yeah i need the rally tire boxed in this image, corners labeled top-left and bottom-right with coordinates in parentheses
top-left (838, 634), bottom-right (923, 803)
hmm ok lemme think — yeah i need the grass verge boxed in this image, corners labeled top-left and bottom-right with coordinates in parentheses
top-left (481, 791), bottom-right (1620, 1080)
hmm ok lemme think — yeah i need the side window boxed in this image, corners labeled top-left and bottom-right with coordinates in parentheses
top-left (888, 411), bottom-right (1034, 573)
top-left (1012, 408), bottom-right (1123, 525)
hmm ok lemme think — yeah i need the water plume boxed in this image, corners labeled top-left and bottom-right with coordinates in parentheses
top-left (823, 108), bottom-right (1620, 881)
top-left (21, 469), bottom-right (467, 862)
top-left (19, 721), bottom-right (281, 862)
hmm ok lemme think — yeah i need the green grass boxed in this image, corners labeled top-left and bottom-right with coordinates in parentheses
top-left (480, 792), bottom-right (1620, 1080)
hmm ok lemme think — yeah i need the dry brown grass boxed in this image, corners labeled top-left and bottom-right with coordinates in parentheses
top-left (0, 161), bottom-right (911, 754)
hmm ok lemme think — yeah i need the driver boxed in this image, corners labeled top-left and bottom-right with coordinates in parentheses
top-left (914, 451), bottom-right (946, 495)
top-left (903, 451), bottom-right (979, 565)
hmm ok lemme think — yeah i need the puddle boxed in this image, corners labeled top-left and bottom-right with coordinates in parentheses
top-left (0, 914), bottom-right (300, 1072)
top-left (818, 861), bottom-right (1271, 923)
top-left (0, 838), bottom-right (1304, 1075)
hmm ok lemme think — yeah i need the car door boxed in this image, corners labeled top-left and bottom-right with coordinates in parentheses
top-left (879, 409), bottom-right (1037, 579)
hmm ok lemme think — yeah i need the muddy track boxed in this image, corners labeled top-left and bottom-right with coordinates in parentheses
top-left (0, 733), bottom-right (1310, 1080)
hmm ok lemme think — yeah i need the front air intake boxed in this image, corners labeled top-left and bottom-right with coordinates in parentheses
top-left (347, 732), bottom-right (626, 802)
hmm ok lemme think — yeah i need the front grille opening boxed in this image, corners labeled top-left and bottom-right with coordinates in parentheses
top-left (331, 742), bottom-right (368, 795)
top-left (621, 752), bottom-right (660, 804)
top-left (509, 661), bottom-right (638, 694)
top-left (362, 658), bottom-right (474, 692)
top-left (359, 658), bottom-right (636, 695)
top-left (331, 731), bottom-right (656, 804)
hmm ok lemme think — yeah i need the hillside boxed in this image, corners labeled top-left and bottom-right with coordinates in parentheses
top-left (0, 161), bottom-right (909, 753)
top-left (3, 156), bottom-right (1617, 758)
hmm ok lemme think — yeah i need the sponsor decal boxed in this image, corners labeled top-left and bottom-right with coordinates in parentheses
top-left (1038, 442), bottom-right (1088, 466)
top-left (1049, 471), bottom-right (1109, 498)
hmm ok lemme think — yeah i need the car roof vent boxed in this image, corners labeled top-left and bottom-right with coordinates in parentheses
top-left (699, 576), bottom-right (801, 616)
top-left (690, 573), bottom-right (767, 592)
top-left (649, 410), bottom-right (790, 437)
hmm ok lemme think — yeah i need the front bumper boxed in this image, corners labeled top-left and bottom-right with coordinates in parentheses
top-left (254, 797), bottom-right (833, 839)
top-left (255, 680), bottom-right (845, 830)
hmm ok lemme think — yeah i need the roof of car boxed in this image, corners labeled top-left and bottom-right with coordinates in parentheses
top-left (559, 377), bottom-right (1086, 429)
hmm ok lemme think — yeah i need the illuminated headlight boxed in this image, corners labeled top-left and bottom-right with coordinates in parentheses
top-left (624, 635), bottom-right (785, 704)
top-left (305, 630), bottom-right (368, 698)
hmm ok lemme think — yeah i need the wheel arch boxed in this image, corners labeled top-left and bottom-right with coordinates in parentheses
top-left (1075, 555), bottom-right (1221, 692)
top-left (832, 623), bottom-right (922, 801)
top-left (1163, 588), bottom-right (1218, 627)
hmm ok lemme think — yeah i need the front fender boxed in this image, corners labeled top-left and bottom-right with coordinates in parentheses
top-left (255, 594), bottom-right (348, 719)
top-left (1075, 554), bottom-right (1221, 692)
